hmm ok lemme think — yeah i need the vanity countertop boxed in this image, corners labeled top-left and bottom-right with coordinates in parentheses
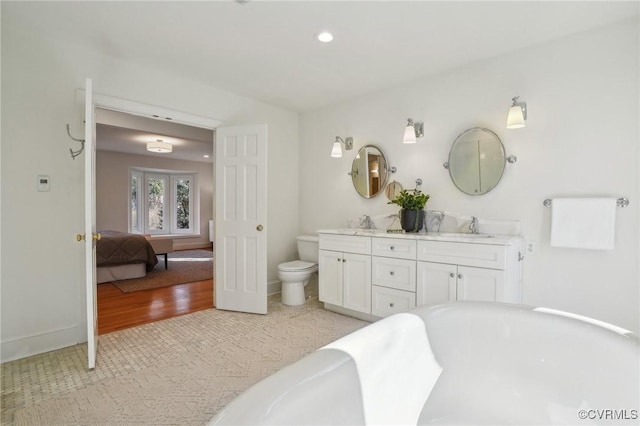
top-left (316, 229), bottom-right (522, 245)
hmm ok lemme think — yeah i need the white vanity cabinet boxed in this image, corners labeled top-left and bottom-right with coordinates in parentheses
top-left (416, 240), bottom-right (522, 305)
top-left (318, 230), bottom-right (523, 321)
top-left (319, 234), bottom-right (372, 314)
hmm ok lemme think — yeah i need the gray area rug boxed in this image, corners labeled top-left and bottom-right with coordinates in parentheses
top-left (1, 288), bottom-right (367, 425)
top-left (111, 249), bottom-right (213, 293)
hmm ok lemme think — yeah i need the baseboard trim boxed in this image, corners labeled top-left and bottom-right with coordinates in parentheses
top-left (173, 242), bottom-right (213, 251)
top-left (1, 325), bottom-right (79, 363)
top-left (323, 303), bottom-right (378, 323)
top-left (267, 280), bottom-right (282, 296)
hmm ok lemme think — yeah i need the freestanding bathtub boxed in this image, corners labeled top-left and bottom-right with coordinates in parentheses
top-left (209, 302), bottom-right (639, 425)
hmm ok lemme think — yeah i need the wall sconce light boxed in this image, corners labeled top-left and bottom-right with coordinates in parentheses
top-left (506, 96), bottom-right (527, 129)
top-left (331, 136), bottom-right (353, 158)
top-left (147, 139), bottom-right (172, 153)
top-left (403, 118), bottom-right (424, 144)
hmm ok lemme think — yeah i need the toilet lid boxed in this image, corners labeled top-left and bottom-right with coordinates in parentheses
top-left (279, 260), bottom-right (317, 271)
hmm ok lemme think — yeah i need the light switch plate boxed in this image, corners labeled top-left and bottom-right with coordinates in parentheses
top-left (37, 175), bottom-right (50, 192)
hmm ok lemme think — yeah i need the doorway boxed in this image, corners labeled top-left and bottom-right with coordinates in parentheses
top-left (95, 108), bottom-right (215, 333)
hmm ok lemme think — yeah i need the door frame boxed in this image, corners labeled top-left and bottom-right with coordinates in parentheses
top-left (82, 90), bottom-right (223, 357)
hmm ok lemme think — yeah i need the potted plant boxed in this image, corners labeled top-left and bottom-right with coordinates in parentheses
top-left (387, 189), bottom-right (430, 232)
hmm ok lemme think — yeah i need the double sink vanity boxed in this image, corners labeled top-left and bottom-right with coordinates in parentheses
top-left (318, 229), bottom-right (524, 321)
top-left (321, 125), bottom-right (523, 320)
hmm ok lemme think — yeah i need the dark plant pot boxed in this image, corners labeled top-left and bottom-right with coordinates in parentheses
top-left (400, 209), bottom-right (425, 232)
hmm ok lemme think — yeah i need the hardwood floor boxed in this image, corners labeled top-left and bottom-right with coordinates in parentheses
top-left (97, 279), bottom-right (214, 335)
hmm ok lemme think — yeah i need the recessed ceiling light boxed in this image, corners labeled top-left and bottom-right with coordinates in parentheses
top-left (317, 32), bottom-right (334, 43)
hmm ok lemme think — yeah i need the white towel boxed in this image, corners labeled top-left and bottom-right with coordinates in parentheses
top-left (550, 198), bottom-right (617, 250)
top-left (323, 313), bottom-right (442, 425)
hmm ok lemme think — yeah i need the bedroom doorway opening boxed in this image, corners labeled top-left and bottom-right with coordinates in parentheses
top-left (94, 107), bottom-right (216, 334)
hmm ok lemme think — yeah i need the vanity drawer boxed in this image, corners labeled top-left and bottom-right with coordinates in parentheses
top-left (372, 237), bottom-right (416, 260)
top-left (417, 240), bottom-right (506, 270)
top-left (372, 285), bottom-right (416, 318)
top-left (320, 234), bottom-right (371, 255)
top-left (372, 256), bottom-right (416, 292)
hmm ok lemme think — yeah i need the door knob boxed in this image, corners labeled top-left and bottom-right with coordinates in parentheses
top-left (92, 233), bottom-right (102, 241)
top-left (257, 224), bottom-right (264, 231)
top-left (76, 233), bottom-right (85, 242)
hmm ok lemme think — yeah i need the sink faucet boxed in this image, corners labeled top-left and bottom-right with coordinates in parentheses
top-left (469, 216), bottom-right (479, 234)
top-left (360, 215), bottom-right (372, 229)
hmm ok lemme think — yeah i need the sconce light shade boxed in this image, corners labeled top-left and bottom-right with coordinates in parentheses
top-left (147, 140), bottom-right (172, 153)
top-left (330, 136), bottom-right (353, 158)
top-left (506, 96), bottom-right (527, 129)
top-left (331, 140), bottom-right (343, 158)
top-left (403, 118), bottom-right (424, 144)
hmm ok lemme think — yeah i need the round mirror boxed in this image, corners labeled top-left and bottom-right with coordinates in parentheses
top-left (385, 180), bottom-right (403, 201)
top-left (351, 145), bottom-right (390, 199)
top-left (447, 127), bottom-right (506, 195)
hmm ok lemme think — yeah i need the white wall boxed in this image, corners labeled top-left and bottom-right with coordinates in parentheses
top-left (96, 151), bottom-right (214, 250)
top-left (1, 23), bottom-right (300, 361)
top-left (300, 20), bottom-right (640, 332)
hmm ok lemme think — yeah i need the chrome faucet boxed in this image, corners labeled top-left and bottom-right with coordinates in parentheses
top-left (360, 215), bottom-right (372, 229)
top-left (469, 216), bottom-right (479, 234)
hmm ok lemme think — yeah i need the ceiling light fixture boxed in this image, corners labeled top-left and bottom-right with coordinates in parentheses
top-left (331, 136), bottom-right (353, 158)
top-left (506, 96), bottom-right (527, 129)
top-left (403, 118), bottom-right (424, 144)
top-left (317, 31), bottom-right (334, 43)
top-left (146, 139), bottom-right (172, 153)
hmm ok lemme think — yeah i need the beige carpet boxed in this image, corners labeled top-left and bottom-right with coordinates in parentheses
top-left (111, 249), bottom-right (213, 292)
top-left (1, 285), bottom-right (367, 425)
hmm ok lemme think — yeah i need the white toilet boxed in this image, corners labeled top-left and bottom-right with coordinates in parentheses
top-left (278, 235), bottom-right (319, 306)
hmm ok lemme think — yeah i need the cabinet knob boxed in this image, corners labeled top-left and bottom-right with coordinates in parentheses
top-left (449, 272), bottom-right (455, 278)
top-left (390, 246), bottom-right (395, 250)
top-left (458, 274), bottom-right (463, 279)
top-left (337, 258), bottom-right (341, 262)
top-left (389, 302), bottom-right (395, 308)
top-left (343, 259), bottom-right (346, 263)
top-left (390, 271), bottom-right (395, 276)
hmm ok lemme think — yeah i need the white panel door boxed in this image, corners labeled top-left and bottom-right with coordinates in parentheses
top-left (215, 124), bottom-right (267, 314)
top-left (83, 78), bottom-right (98, 369)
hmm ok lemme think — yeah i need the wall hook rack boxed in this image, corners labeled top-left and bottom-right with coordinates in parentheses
top-left (66, 123), bottom-right (85, 160)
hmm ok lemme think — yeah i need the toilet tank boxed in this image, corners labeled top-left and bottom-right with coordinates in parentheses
top-left (297, 235), bottom-right (319, 263)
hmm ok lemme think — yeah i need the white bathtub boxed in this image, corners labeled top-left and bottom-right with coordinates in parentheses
top-left (209, 302), bottom-right (639, 425)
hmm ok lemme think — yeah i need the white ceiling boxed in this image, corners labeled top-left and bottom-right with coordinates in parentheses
top-left (96, 109), bottom-right (214, 163)
top-left (5, 1), bottom-right (638, 112)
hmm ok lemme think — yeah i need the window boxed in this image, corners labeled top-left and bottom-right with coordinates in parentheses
top-left (130, 170), bottom-right (143, 233)
top-left (129, 169), bottom-right (199, 235)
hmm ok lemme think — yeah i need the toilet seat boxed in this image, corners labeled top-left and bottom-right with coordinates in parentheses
top-left (278, 260), bottom-right (317, 272)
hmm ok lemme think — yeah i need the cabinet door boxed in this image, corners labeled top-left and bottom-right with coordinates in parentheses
top-left (319, 250), bottom-right (343, 305)
top-left (342, 252), bottom-right (372, 314)
top-left (417, 261), bottom-right (457, 307)
top-left (456, 266), bottom-right (504, 302)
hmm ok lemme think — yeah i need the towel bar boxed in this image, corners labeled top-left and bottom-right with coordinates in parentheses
top-left (543, 198), bottom-right (629, 208)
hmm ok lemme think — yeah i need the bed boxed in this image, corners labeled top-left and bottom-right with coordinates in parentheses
top-left (96, 230), bottom-right (158, 284)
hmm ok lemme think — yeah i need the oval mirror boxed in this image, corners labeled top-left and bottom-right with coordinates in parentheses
top-left (447, 127), bottom-right (506, 195)
top-left (351, 145), bottom-right (390, 199)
